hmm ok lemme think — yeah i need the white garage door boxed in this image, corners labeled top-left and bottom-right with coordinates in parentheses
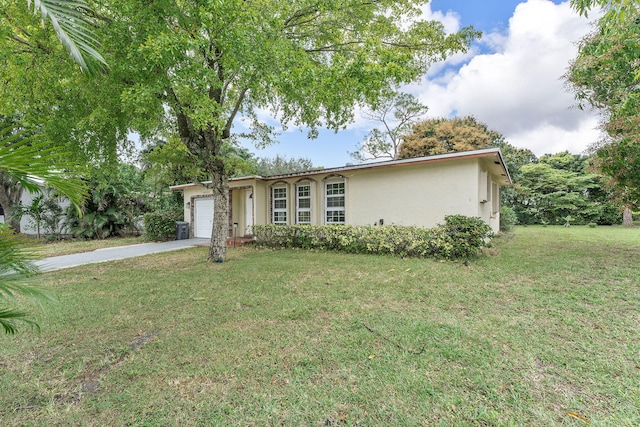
top-left (194, 198), bottom-right (214, 238)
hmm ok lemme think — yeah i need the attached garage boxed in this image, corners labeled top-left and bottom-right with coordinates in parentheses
top-left (194, 197), bottom-right (214, 238)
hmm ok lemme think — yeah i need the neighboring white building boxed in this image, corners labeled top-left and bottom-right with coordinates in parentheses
top-left (170, 148), bottom-right (512, 239)
top-left (0, 189), bottom-right (70, 235)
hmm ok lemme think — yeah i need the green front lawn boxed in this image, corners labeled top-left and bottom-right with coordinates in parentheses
top-left (1, 226), bottom-right (638, 426)
top-left (31, 236), bottom-right (146, 258)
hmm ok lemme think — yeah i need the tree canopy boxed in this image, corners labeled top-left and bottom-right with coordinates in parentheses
top-left (0, 2), bottom-right (130, 166)
top-left (511, 152), bottom-right (620, 226)
top-left (566, 0), bottom-right (640, 210)
top-left (255, 155), bottom-right (315, 176)
top-left (398, 116), bottom-right (502, 159)
top-left (83, 0), bottom-right (480, 261)
top-left (351, 91), bottom-right (428, 161)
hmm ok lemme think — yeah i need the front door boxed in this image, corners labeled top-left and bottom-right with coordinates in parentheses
top-left (245, 190), bottom-right (254, 235)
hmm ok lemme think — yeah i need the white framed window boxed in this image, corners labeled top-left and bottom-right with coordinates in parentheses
top-left (272, 186), bottom-right (287, 224)
top-left (296, 184), bottom-right (311, 224)
top-left (325, 180), bottom-right (345, 224)
top-left (479, 171), bottom-right (488, 202)
top-left (486, 173), bottom-right (492, 202)
top-left (492, 182), bottom-right (499, 216)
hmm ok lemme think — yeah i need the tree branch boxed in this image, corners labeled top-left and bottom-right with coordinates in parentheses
top-left (15, 25), bottom-right (32, 38)
top-left (223, 88), bottom-right (248, 139)
top-left (284, 1), bottom-right (377, 32)
top-left (167, 88), bottom-right (193, 143)
top-left (381, 40), bottom-right (439, 51)
top-left (207, 46), bottom-right (225, 105)
top-left (77, 5), bottom-right (114, 24)
top-left (283, 6), bottom-right (319, 28)
top-left (304, 40), bottom-right (364, 53)
top-left (10, 35), bottom-right (32, 48)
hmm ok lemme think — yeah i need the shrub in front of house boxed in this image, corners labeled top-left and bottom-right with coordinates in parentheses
top-left (252, 215), bottom-right (493, 260)
top-left (143, 211), bottom-right (183, 241)
top-left (440, 215), bottom-right (494, 258)
top-left (499, 206), bottom-right (518, 232)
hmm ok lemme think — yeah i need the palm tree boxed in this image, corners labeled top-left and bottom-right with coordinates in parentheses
top-left (0, 126), bottom-right (87, 333)
top-left (0, 224), bottom-right (52, 334)
top-left (1, 0), bottom-right (101, 332)
top-left (27, 0), bottom-right (108, 74)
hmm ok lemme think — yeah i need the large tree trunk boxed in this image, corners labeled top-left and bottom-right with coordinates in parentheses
top-left (623, 205), bottom-right (633, 227)
top-left (208, 166), bottom-right (229, 262)
top-left (0, 172), bottom-right (23, 232)
top-left (174, 106), bottom-right (231, 262)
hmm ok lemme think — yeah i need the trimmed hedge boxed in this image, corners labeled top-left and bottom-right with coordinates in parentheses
top-left (253, 215), bottom-right (493, 260)
top-left (143, 211), bottom-right (183, 241)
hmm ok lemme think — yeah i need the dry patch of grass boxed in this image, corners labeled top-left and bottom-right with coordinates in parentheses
top-left (1, 226), bottom-right (639, 426)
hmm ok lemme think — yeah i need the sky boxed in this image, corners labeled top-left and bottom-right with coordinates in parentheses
top-left (239, 0), bottom-right (602, 168)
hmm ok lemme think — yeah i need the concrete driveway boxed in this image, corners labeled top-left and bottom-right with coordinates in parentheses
top-left (35, 238), bottom-right (210, 272)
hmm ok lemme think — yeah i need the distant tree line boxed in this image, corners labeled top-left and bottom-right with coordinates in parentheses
top-left (502, 151), bottom-right (620, 226)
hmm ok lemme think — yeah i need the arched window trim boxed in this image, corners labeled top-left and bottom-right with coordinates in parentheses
top-left (295, 180), bottom-right (313, 224)
top-left (270, 182), bottom-right (288, 225)
top-left (324, 176), bottom-right (346, 225)
top-left (322, 173), bottom-right (346, 182)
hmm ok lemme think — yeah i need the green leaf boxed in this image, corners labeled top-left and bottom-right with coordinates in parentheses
top-left (0, 126), bottom-right (87, 210)
top-left (29, 0), bottom-right (108, 74)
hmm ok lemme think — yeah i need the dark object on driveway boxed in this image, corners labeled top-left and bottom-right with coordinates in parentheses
top-left (176, 221), bottom-right (189, 240)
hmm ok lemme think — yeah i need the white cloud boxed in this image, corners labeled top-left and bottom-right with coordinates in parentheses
top-left (415, 0), bottom-right (602, 156)
top-left (243, 1), bottom-right (605, 166)
top-left (509, 114), bottom-right (601, 156)
top-left (416, 4), bottom-right (461, 34)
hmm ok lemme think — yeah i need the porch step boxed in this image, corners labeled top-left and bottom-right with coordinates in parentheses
top-left (226, 236), bottom-right (255, 247)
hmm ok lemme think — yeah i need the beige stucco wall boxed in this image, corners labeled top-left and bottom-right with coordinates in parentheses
top-left (178, 178), bottom-right (268, 237)
top-left (181, 185), bottom-right (210, 223)
top-left (254, 158), bottom-right (500, 231)
top-left (175, 157), bottom-right (504, 235)
top-left (180, 185), bottom-right (211, 237)
top-left (252, 180), bottom-right (269, 227)
top-left (476, 159), bottom-right (502, 232)
top-left (229, 179), bottom-right (269, 236)
top-left (346, 159), bottom-right (481, 228)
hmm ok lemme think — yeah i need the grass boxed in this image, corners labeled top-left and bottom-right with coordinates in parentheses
top-left (29, 236), bottom-right (146, 258)
top-left (1, 226), bottom-right (638, 426)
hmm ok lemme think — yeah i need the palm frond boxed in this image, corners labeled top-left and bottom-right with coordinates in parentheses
top-left (0, 225), bottom-right (55, 334)
top-left (0, 307), bottom-right (40, 335)
top-left (29, 0), bottom-right (108, 74)
top-left (0, 225), bottom-right (38, 277)
top-left (0, 271), bottom-right (57, 307)
top-left (0, 126), bottom-right (87, 209)
top-left (0, 124), bottom-right (73, 335)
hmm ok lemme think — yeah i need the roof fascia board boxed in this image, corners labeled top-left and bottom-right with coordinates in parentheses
top-left (170, 148), bottom-right (511, 190)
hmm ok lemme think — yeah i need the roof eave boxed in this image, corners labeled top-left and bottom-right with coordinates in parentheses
top-left (170, 148), bottom-right (513, 189)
